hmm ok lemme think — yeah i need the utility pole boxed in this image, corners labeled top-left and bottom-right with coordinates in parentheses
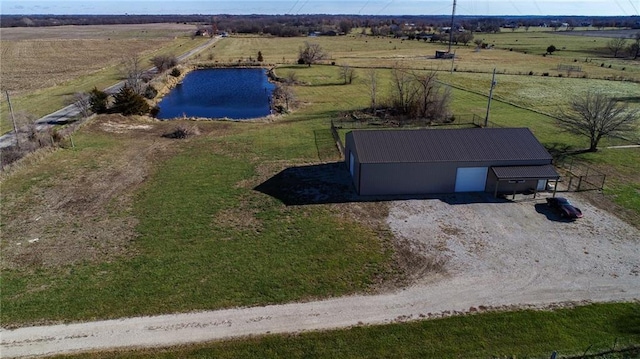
top-left (450, 50), bottom-right (456, 73)
top-left (5, 90), bottom-right (19, 148)
top-left (484, 68), bottom-right (497, 127)
top-left (447, 0), bottom-right (457, 54)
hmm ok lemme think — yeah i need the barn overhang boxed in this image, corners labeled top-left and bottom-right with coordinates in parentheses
top-left (491, 164), bottom-right (560, 198)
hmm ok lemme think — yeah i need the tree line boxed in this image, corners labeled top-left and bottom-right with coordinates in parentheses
top-left (3, 14), bottom-right (639, 32)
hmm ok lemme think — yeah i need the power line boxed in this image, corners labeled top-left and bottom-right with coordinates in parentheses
top-left (533, 0), bottom-right (543, 15)
top-left (358, 0), bottom-right (371, 15)
top-left (294, 0), bottom-right (311, 14)
top-left (508, 0), bottom-right (523, 15)
top-left (375, 0), bottom-right (397, 15)
top-left (287, 0), bottom-right (301, 14)
top-left (628, 0), bottom-right (639, 15)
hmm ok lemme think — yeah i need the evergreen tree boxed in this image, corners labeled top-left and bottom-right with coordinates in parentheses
top-left (112, 85), bottom-right (150, 116)
top-left (89, 87), bottom-right (109, 114)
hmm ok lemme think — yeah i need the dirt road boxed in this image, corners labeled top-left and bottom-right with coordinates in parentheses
top-left (2, 194), bottom-right (639, 357)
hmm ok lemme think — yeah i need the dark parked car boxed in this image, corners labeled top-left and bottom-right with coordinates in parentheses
top-left (546, 197), bottom-right (583, 219)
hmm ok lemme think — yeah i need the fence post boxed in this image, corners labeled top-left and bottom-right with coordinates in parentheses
top-left (577, 176), bottom-right (583, 191)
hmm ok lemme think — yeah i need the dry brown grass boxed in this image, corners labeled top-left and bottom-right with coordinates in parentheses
top-left (0, 23), bottom-right (197, 96)
top-left (1, 115), bottom-right (170, 270)
top-left (1, 38), bottom-right (167, 94)
top-left (0, 114), bottom-right (247, 272)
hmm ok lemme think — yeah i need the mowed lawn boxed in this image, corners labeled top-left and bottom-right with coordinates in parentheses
top-left (54, 303), bottom-right (640, 359)
top-left (0, 115), bottom-right (395, 324)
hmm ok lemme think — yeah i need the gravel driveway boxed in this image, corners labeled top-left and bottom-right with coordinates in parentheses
top-left (388, 193), bottom-right (640, 290)
top-left (3, 193), bottom-right (639, 358)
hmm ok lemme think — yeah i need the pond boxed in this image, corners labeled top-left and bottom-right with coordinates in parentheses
top-left (156, 68), bottom-right (275, 120)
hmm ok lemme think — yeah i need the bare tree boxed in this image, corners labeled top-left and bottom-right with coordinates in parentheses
top-left (556, 91), bottom-right (639, 152)
top-left (272, 83), bottom-right (295, 112)
top-left (339, 64), bottom-right (356, 84)
top-left (390, 63), bottom-right (415, 115)
top-left (627, 32), bottom-right (640, 60)
top-left (298, 42), bottom-right (327, 67)
top-left (122, 55), bottom-right (146, 94)
top-left (367, 69), bottom-right (378, 110)
top-left (72, 92), bottom-right (92, 118)
top-left (150, 55), bottom-right (178, 72)
top-left (607, 37), bottom-right (627, 58)
top-left (412, 70), bottom-right (452, 122)
top-left (456, 31), bottom-right (474, 46)
top-left (388, 64), bottom-right (452, 122)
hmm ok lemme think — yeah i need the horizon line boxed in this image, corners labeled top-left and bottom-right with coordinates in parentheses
top-left (3, 13), bottom-right (639, 17)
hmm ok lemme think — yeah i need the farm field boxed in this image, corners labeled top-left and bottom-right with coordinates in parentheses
top-left (1, 27), bottom-right (640, 357)
top-left (0, 23), bottom-right (209, 133)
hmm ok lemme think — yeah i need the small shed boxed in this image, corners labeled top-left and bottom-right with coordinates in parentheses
top-left (344, 128), bottom-right (559, 196)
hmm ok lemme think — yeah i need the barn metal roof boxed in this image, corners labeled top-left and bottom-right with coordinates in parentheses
top-left (491, 165), bottom-right (560, 180)
top-left (349, 128), bottom-right (553, 164)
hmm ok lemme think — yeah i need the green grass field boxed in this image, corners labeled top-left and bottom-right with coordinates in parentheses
top-left (0, 119), bottom-right (395, 324)
top-left (1, 29), bottom-right (639, 357)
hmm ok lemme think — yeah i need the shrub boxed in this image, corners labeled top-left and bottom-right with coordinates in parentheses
top-left (112, 85), bottom-right (150, 116)
top-left (149, 105), bottom-right (160, 117)
top-left (162, 125), bottom-right (200, 139)
top-left (144, 86), bottom-right (158, 99)
top-left (297, 58), bottom-right (305, 65)
top-left (88, 87), bottom-right (109, 114)
top-left (170, 68), bottom-right (181, 77)
top-left (1, 146), bottom-right (24, 168)
top-left (150, 55), bottom-right (178, 72)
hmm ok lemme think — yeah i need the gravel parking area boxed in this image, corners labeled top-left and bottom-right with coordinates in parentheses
top-left (387, 192), bottom-right (640, 296)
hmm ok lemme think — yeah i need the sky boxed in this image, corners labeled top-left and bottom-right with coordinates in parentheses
top-left (1, 0), bottom-right (639, 17)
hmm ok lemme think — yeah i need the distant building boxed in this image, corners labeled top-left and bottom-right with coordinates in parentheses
top-left (195, 29), bottom-right (209, 37)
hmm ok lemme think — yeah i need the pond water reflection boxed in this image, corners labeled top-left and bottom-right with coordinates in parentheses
top-left (157, 68), bottom-right (275, 120)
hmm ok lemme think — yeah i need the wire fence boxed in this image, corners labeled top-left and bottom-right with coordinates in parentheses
top-left (556, 159), bottom-right (606, 192)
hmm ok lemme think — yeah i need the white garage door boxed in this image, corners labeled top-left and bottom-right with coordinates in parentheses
top-left (454, 167), bottom-right (488, 192)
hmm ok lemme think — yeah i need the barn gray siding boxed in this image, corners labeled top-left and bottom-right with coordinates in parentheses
top-left (359, 162), bottom-right (458, 195)
top-left (344, 129), bottom-right (556, 196)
